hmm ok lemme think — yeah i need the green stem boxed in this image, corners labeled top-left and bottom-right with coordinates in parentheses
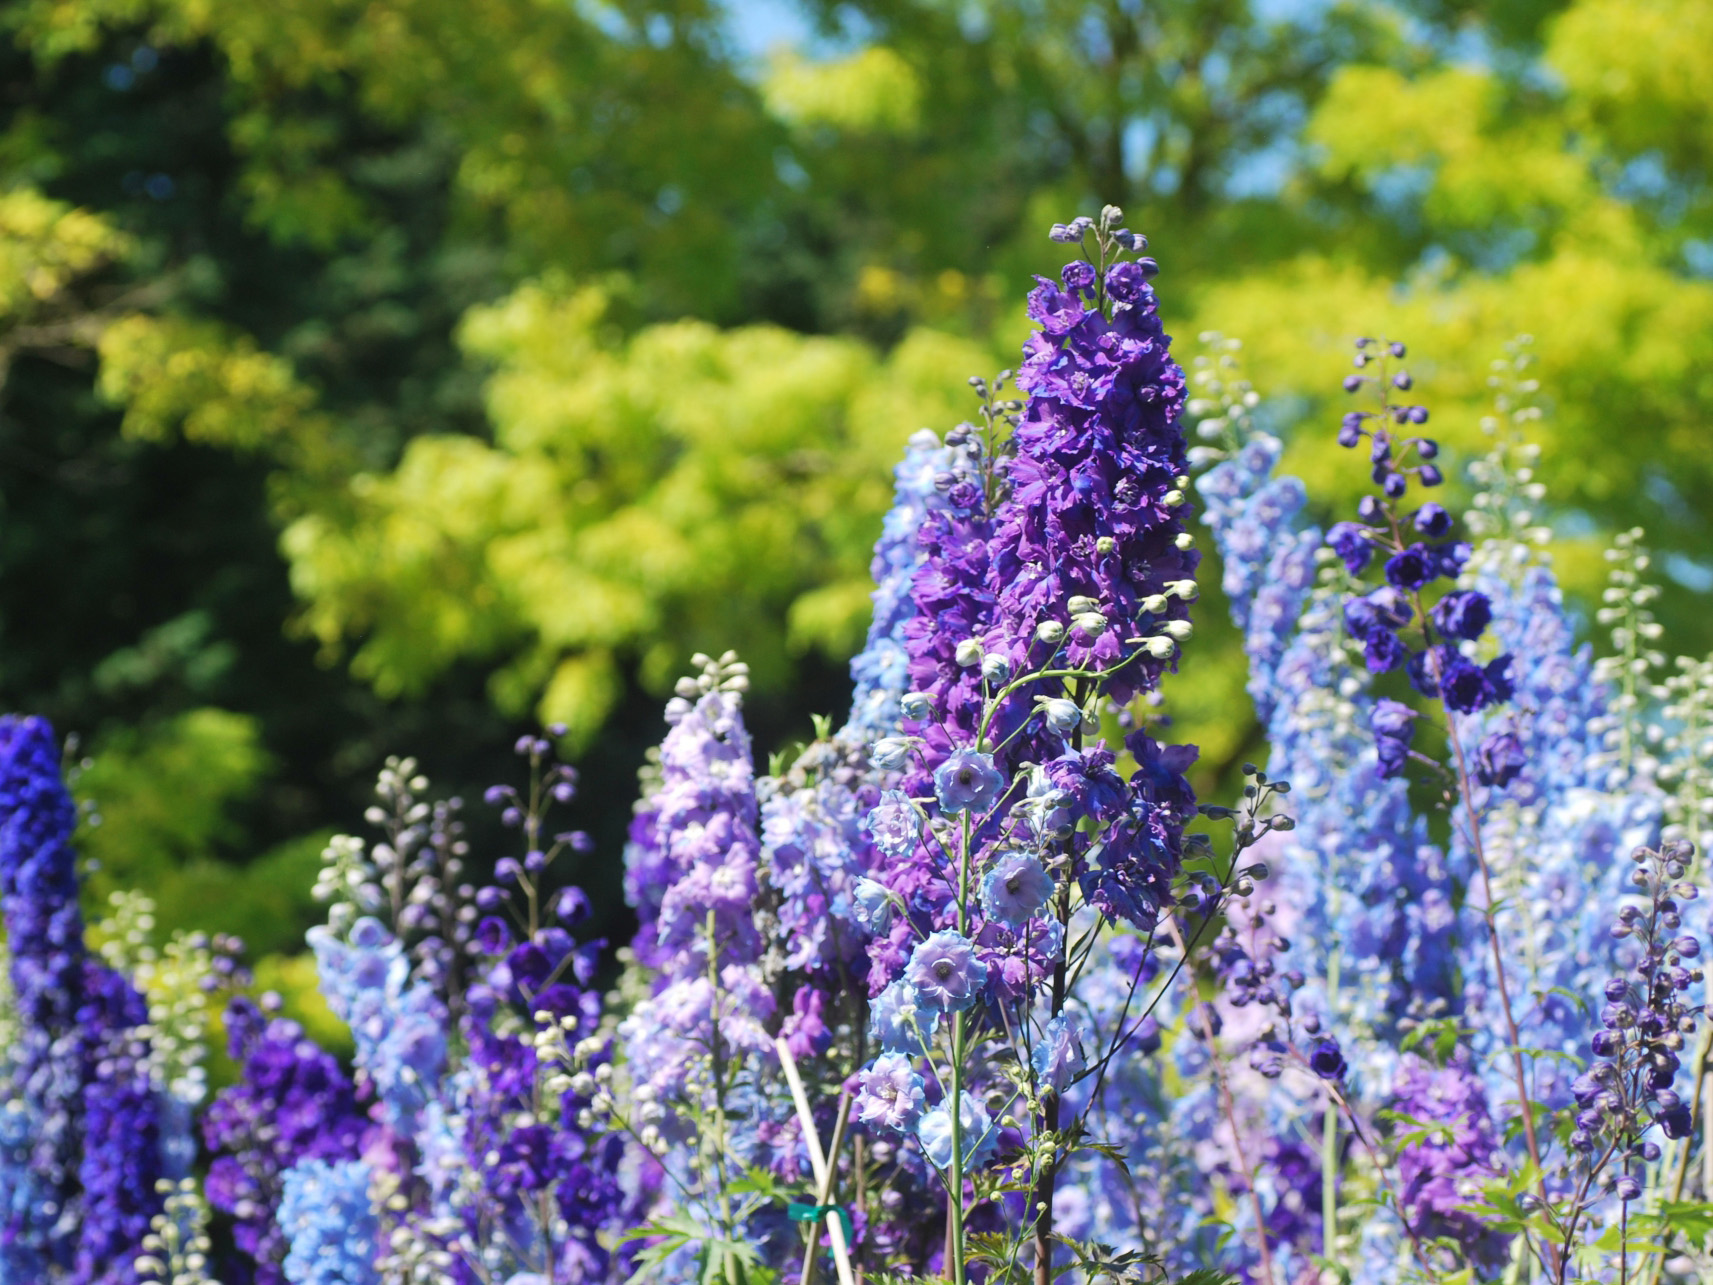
top-left (1321, 945), bottom-right (1340, 1263)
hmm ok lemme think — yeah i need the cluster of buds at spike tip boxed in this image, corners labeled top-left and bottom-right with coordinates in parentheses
top-left (1337, 339), bottom-right (1439, 498)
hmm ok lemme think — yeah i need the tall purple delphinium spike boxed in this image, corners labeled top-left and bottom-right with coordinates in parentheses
top-left (0, 714), bottom-right (170, 1283)
top-left (618, 654), bottom-right (786, 1244)
top-left (201, 997), bottom-right (366, 1285)
top-left (0, 715), bottom-right (89, 1275)
top-left (74, 967), bottom-right (162, 1285)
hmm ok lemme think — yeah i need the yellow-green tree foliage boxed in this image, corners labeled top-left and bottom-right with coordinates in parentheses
top-left (1181, 0), bottom-right (1713, 624)
top-left (283, 279), bottom-right (997, 743)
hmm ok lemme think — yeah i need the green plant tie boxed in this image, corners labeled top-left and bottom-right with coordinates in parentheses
top-left (787, 1200), bottom-right (854, 1245)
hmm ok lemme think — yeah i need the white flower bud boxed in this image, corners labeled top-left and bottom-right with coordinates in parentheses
top-left (1174, 531), bottom-right (1195, 551)
top-left (1073, 612), bottom-right (1108, 637)
top-left (1067, 595), bottom-right (1100, 616)
top-left (1036, 620), bottom-right (1066, 644)
top-left (900, 691), bottom-right (934, 720)
top-left (1143, 637), bottom-right (1177, 659)
top-left (955, 639), bottom-right (984, 668)
top-left (872, 738), bottom-right (912, 770)
top-left (1162, 620), bottom-right (1193, 641)
top-left (1163, 489), bottom-right (1185, 507)
top-left (1040, 698), bottom-right (1083, 736)
top-left (981, 653), bottom-right (1012, 684)
top-left (1096, 535), bottom-right (1116, 555)
top-left (1142, 594), bottom-right (1169, 614)
top-left (1165, 579), bottom-right (1199, 600)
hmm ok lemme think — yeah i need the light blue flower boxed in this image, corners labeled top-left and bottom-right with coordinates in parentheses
top-left (980, 852), bottom-right (1053, 926)
top-left (906, 931), bottom-right (988, 1011)
top-left (278, 1158), bottom-right (380, 1285)
top-left (868, 978), bottom-right (940, 1052)
top-left (933, 749), bottom-right (1005, 815)
top-left (1031, 1012), bottom-right (1087, 1092)
top-left (916, 1091), bottom-right (998, 1172)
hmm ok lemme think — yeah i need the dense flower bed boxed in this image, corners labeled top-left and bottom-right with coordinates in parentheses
top-left (1, 208), bottom-right (1710, 1285)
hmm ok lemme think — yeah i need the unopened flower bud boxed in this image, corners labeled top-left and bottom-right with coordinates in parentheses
top-left (1143, 636), bottom-right (1176, 659)
top-left (1174, 532), bottom-right (1195, 551)
top-left (900, 691), bottom-right (934, 720)
top-left (1142, 594), bottom-right (1169, 613)
top-left (1165, 579), bottom-right (1199, 600)
top-left (872, 738), bottom-right (911, 770)
top-left (1067, 595), bottom-right (1100, 616)
top-left (1163, 489), bottom-right (1185, 507)
top-left (1096, 536), bottom-right (1116, 555)
top-left (1036, 620), bottom-right (1066, 645)
top-left (1162, 620), bottom-right (1193, 641)
top-left (981, 653), bottom-right (1012, 684)
top-left (955, 639), bottom-right (984, 668)
top-left (1040, 699), bottom-right (1083, 735)
top-left (1074, 612), bottom-right (1108, 637)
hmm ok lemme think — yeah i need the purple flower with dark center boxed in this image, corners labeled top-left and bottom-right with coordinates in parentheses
top-left (1474, 732), bottom-right (1526, 788)
top-left (1414, 502), bottom-right (1452, 537)
top-left (1440, 653), bottom-right (1516, 715)
top-left (906, 930), bottom-right (988, 1011)
top-left (853, 1053), bottom-right (926, 1132)
top-left (1363, 627), bottom-right (1408, 675)
top-left (1371, 699), bottom-right (1417, 779)
top-left (980, 852), bottom-right (1054, 926)
top-left (933, 750), bottom-right (1005, 815)
top-left (864, 789), bottom-right (920, 859)
top-left (1031, 1012), bottom-right (1087, 1092)
top-left (917, 1091), bottom-right (998, 1172)
top-left (1430, 589), bottom-right (1492, 642)
top-left (1327, 522), bottom-right (1372, 574)
top-left (476, 916), bottom-right (512, 954)
top-left (1308, 1037), bottom-right (1347, 1080)
top-left (1343, 587), bottom-right (1413, 641)
top-left (1384, 542), bottom-right (1435, 590)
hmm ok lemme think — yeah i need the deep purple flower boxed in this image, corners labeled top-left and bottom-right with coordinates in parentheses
top-left (906, 930), bottom-right (988, 1011)
top-left (1026, 276), bottom-right (1085, 336)
top-left (933, 750), bottom-right (1005, 815)
top-left (1384, 542), bottom-right (1435, 590)
top-left (1308, 1037), bottom-right (1347, 1080)
top-left (1327, 522), bottom-right (1372, 574)
top-left (476, 916), bottom-right (512, 954)
top-left (1474, 732), bottom-right (1526, 788)
top-left (1104, 260), bottom-right (1150, 304)
top-left (1392, 1057), bottom-right (1510, 1268)
top-left (853, 1053), bottom-right (926, 1132)
top-left (1430, 590), bottom-right (1492, 642)
top-left (1414, 502), bottom-right (1452, 537)
top-left (1061, 260), bottom-right (1096, 292)
top-left (1344, 587), bottom-right (1413, 640)
top-left (1363, 627), bottom-right (1408, 674)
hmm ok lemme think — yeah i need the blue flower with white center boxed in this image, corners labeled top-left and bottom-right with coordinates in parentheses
top-left (868, 977), bottom-right (940, 1052)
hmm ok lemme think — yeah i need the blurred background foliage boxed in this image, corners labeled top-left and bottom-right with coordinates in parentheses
top-left (1, 0), bottom-right (1710, 1006)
